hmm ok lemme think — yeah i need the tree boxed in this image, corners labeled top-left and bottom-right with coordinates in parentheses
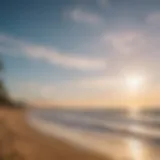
top-left (0, 58), bottom-right (12, 105)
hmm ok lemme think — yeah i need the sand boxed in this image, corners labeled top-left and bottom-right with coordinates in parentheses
top-left (0, 106), bottom-right (112, 160)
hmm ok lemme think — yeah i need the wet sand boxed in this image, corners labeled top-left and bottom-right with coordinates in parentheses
top-left (0, 106), bottom-right (111, 160)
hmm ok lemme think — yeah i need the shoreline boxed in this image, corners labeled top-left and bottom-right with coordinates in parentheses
top-left (0, 107), bottom-right (111, 160)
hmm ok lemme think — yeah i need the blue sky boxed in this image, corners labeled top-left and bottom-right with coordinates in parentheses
top-left (1, 0), bottom-right (160, 107)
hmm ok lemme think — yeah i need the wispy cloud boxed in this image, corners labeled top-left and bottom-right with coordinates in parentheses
top-left (104, 31), bottom-right (146, 55)
top-left (99, 27), bottom-right (160, 79)
top-left (68, 8), bottom-right (103, 25)
top-left (0, 34), bottom-right (107, 71)
top-left (146, 11), bottom-right (160, 26)
top-left (14, 75), bottom-right (124, 103)
top-left (104, 29), bottom-right (160, 59)
top-left (70, 76), bottom-right (123, 89)
top-left (97, 0), bottom-right (110, 9)
top-left (21, 82), bottom-right (56, 98)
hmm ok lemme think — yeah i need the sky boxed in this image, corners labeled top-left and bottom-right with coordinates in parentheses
top-left (0, 0), bottom-right (160, 108)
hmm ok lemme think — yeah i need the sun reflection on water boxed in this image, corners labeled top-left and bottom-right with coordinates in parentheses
top-left (128, 138), bottom-right (143, 160)
top-left (128, 107), bottom-right (143, 160)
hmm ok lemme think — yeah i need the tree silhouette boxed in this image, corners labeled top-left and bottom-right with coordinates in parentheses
top-left (0, 58), bottom-right (12, 105)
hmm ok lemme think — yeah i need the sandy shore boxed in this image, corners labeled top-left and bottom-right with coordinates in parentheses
top-left (0, 107), bottom-right (112, 160)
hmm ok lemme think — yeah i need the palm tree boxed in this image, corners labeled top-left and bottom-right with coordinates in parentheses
top-left (0, 58), bottom-right (12, 105)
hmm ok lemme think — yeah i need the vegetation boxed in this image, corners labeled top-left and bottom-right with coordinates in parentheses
top-left (0, 58), bottom-right (12, 106)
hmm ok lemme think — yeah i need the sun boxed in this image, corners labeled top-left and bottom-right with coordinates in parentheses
top-left (125, 74), bottom-right (145, 92)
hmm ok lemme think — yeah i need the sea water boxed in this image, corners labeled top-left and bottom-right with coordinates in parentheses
top-left (27, 108), bottom-right (160, 160)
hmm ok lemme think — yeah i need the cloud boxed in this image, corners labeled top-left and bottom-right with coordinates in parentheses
top-left (24, 45), bottom-right (106, 71)
top-left (12, 81), bottom-right (57, 101)
top-left (17, 75), bottom-right (123, 97)
top-left (146, 11), bottom-right (160, 27)
top-left (99, 27), bottom-right (160, 80)
top-left (14, 75), bottom-right (124, 105)
top-left (103, 29), bottom-right (160, 59)
top-left (104, 31), bottom-right (146, 55)
top-left (0, 34), bottom-right (107, 71)
top-left (68, 8), bottom-right (103, 25)
top-left (72, 76), bottom-right (122, 89)
top-left (97, 0), bottom-right (110, 8)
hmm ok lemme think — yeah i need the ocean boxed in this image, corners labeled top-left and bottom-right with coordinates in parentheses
top-left (27, 108), bottom-right (160, 160)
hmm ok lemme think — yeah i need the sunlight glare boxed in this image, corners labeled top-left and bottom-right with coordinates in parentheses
top-left (125, 74), bottom-right (145, 92)
top-left (128, 138), bottom-right (143, 160)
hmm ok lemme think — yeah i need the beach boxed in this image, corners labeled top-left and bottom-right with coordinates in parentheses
top-left (28, 108), bottom-right (160, 160)
top-left (0, 106), bottom-right (110, 160)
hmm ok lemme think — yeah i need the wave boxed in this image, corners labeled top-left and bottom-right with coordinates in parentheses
top-left (27, 108), bottom-right (160, 160)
